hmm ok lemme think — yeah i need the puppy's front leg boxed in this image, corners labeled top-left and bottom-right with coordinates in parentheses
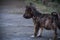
top-left (34, 24), bottom-right (40, 37)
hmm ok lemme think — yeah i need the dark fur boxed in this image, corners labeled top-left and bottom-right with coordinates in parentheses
top-left (51, 12), bottom-right (60, 29)
top-left (23, 4), bottom-right (60, 40)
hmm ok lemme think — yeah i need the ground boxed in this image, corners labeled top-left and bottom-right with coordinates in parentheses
top-left (0, 0), bottom-right (60, 40)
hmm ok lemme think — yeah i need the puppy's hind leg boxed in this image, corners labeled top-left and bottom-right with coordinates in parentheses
top-left (53, 28), bottom-right (57, 40)
top-left (38, 27), bottom-right (43, 37)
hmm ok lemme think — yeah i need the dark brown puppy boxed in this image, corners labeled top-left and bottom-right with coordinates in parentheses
top-left (23, 3), bottom-right (59, 40)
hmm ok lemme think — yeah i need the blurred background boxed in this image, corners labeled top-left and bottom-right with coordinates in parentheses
top-left (0, 0), bottom-right (26, 14)
top-left (0, 0), bottom-right (60, 40)
top-left (0, 0), bottom-right (60, 14)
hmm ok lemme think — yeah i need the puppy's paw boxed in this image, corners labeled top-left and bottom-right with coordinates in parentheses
top-left (30, 35), bottom-right (35, 38)
top-left (37, 35), bottom-right (42, 37)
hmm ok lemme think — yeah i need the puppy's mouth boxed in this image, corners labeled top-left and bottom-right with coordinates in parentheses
top-left (23, 15), bottom-right (32, 19)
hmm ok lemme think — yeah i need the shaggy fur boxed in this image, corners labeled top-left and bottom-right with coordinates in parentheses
top-left (23, 3), bottom-right (60, 40)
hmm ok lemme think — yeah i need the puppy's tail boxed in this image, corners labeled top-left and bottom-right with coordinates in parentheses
top-left (51, 12), bottom-right (60, 29)
top-left (51, 12), bottom-right (58, 20)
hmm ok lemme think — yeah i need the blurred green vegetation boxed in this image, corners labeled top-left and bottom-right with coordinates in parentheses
top-left (25, 0), bottom-right (60, 13)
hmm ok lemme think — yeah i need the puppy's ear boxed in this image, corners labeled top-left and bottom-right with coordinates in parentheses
top-left (29, 2), bottom-right (33, 6)
top-left (51, 12), bottom-right (58, 20)
top-left (26, 5), bottom-right (28, 8)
